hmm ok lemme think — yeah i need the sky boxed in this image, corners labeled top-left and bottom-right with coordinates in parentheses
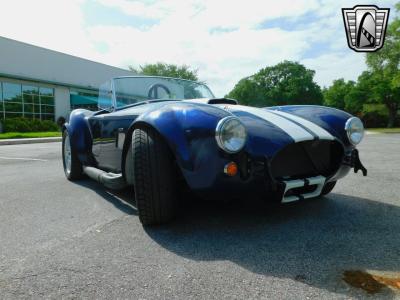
top-left (0, 0), bottom-right (395, 96)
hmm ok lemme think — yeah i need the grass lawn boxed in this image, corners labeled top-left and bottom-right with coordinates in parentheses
top-left (367, 128), bottom-right (400, 134)
top-left (0, 132), bottom-right (61, 139)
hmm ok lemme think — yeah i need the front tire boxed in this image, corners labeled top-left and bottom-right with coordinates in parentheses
top-left (321, 181), bottom-right (336, 196)
top-left (132, 127), bottom-right (178, 225)
top-left (62, 131), bottom-right (83, 180)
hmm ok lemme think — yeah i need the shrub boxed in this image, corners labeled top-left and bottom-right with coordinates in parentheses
top-left (360, 104), bottom-right (400, 128)
top-left (0, 117), bottom-right (59, 132)
top-left (361, 111), bottom-right (389, 128)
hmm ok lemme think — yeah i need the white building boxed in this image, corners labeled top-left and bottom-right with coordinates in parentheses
top-left (0, 36), bottom-right (135, 121)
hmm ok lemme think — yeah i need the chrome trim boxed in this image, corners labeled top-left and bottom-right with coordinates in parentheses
top-left (281, 175), bottom-right (326, 203)
top-left (111, 78), bottom-right (116, 112)
top-left (83, 166), bottom-right (127, 190)
top-left (215, 116), bottom-right (247, 153)
top-left (64, 133), bottom-right (72, 175)
top-left (345, 117), bottom-right (364, 145)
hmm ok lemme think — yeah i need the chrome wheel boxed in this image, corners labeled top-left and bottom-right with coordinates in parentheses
top-left (62, 130), bottom-right (82, 180)
top-left (64, 133), bottom-right (72, 175)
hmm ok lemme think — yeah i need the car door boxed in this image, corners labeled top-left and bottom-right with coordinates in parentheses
top-left (95, 102), bottom-right (164, 172)
top-left (95, 113), bottom-right (133, 172)
top-left (90, 80), bottom-right (124, 172)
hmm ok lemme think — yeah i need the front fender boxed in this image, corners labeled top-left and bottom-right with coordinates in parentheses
top-left (136, 103), bottom-right (229, 168)
top-left (124, 102), bottom-right (231, 189)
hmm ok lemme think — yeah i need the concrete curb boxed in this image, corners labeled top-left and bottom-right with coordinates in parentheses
top-left (365, 131), bottom-right (380, 135)
top-left (0, 137), bottom-right (62, 145)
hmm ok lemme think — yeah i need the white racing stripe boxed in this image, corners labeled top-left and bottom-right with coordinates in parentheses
top-left (270, 110), bottom-right (334, 140)
top-left (232, 105), bottom-right (314, 142)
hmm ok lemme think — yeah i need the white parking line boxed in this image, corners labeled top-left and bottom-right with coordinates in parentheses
top-left (0, 156), bottom-right (48, 162)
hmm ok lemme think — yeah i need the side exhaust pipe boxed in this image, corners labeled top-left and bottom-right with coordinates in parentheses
top-left (83, 166), bottom-right (127, 190)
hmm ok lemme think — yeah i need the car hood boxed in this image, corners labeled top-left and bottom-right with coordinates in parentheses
top-left (107, 100), bottom-right (348, 158)
top-left (214, 104), bottom-right (339, 157)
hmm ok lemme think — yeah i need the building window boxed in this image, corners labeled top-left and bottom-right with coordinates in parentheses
top-left (70, 89), bottom-right (99, 111)
top-left (39, 87), bottom-right (55, 120)
top-left (22, 85), bottom-right (40, 119)
top-left (0, 82), bottom-right (3, 119)
top-left (3, 82), bottom-right (22, 119)
top-left (0, 81), bottom-right (55, 121)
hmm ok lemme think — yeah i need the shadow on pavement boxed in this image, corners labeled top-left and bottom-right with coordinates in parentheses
top-left (75, 179), bottom-right (137, 215)
top-left (143, 193), bottom-right (400, 297)
top-left (71, 177), bottom-right (400, 297)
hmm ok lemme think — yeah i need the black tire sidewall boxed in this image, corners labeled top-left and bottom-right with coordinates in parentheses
top-left (321, 181), bottom-right (337, 196)
top-left (132, 127), bottom-right (178, 225)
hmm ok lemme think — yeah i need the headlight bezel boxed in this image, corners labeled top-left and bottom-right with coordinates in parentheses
top-left (345, 117), bottom-right (364, 145)
top-left (215, 116), bottom-right (247, 153)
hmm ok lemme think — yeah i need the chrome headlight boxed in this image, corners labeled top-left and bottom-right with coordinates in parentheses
top-left (215, 116), bottom-right (247, 153)
top-left (345, 117), bottom-right (364, 145)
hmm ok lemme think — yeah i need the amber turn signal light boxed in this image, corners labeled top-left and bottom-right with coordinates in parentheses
top-left (224, 162), bottom-right (238, 177)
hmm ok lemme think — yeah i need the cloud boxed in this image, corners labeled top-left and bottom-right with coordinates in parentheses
top-left (95, 0), bottom-right (173, 19)
top-left (95, 0), bottom-right (320, 28)
top-left (0, 0), bottom-right (97, 59)
top-left (86, 0), bottom-right (318, 95)
top-left (301, 53), bottom-right (366, 88)
top-left (0, 0), bottom-right (395, 96)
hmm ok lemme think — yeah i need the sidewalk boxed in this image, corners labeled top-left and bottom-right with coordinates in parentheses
top-left (0, 137), bottom-right (62, 146)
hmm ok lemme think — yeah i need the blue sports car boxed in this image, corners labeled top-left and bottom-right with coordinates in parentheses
top-left (62, 76), bottom-right (367, 225)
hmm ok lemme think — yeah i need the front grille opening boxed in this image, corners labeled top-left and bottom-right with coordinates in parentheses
top-left (271, 140), bottom-right (344, 179)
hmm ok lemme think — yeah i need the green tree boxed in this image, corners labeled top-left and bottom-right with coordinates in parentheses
top-left (344, 85), bottom-right (366, 115)
top-left (227, 61), bottom-right (323, 107)
top-left (365, 3), bottom-right (400, 127)
top-left (129, 62), bottom-right (199, 81)
top-left (226, 76), bottom-right (264, 106)
top-left (323, 79), bottom-right (355, 110)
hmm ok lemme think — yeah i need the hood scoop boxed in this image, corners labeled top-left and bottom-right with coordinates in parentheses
top-left (207, 98), bottom-right (238, 105)
top-left (186, 98), bottom-right (237, 105)
top-left (185, 98), bottom-right (238, 105)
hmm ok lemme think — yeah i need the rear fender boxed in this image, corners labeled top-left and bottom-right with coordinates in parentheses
top-left (63, 109), bottom-right (94, 164)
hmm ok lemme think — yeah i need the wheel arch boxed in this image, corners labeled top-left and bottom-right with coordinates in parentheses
top-left (64, 109), bottom-right (94, 165)
top-left (122, 119), bottom-right (188, 186)
top-left (121, 103), bottom-right (229, 185)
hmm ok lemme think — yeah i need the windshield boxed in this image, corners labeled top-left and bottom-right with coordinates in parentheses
top-left (113, 76), bottom-right (214, 108)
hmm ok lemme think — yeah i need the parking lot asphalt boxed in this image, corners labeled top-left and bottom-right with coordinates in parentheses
top-left (0, 134), bottom-right (399, 299)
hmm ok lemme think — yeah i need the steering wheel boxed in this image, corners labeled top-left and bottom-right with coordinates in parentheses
top-left (147, 83), bottom-right (171, 99)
